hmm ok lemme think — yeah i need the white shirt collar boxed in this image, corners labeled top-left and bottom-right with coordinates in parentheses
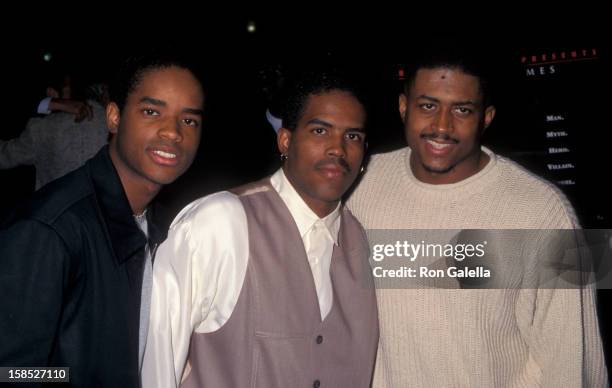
top-left (270, 168), bottom-right (341, 245)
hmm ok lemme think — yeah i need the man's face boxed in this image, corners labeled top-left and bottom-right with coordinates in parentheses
top-left (279, 90), bottom-right (366, 217)
top-left (107, 66), bottom-right (203, 192)
top-left (401, 67), bottom-right (495, 184)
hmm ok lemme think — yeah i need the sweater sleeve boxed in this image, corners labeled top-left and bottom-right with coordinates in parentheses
top-left (516, 229), bottom-right (608, 387)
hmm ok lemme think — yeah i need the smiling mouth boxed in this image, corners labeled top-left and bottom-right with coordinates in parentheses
top-left (149, 148), bottom-right (181, 166)
top-left (423, 137), bottom-right (458, 155)
top-left (426, 139), bottom-right (453, 150)
top-left (153, 150), bottom-right (177, 159)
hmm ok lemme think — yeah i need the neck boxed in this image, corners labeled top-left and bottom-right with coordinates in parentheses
top-left (109, 147), bottom-right (161, 215)
top-left (308, 201), bottom-right (339, 219)
top-left (122, 180), bottom-right (160, 216)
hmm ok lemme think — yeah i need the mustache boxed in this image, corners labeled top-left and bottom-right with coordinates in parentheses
top-left (420, 133), bottom-right (459, 143)
top-left (315, 158), bottom-right (351, 173)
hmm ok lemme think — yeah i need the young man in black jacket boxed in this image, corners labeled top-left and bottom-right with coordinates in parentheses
top-left (0, 52), bottom-right (205, 387)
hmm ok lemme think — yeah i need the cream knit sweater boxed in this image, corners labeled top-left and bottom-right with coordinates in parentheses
top-left (347, 147), bottom-right (608, 387)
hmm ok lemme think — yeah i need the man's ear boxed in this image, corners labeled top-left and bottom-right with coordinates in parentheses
top-left (399, 94), bottom-right (408, 124)
top-left (277, 127), bottom-right (292, 155)
top-left (106, 102), bottom-right (121, 135)
top-left (483, 105), bottom-right (496, 132)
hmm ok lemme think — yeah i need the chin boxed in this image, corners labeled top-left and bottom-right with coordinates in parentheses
top-left (423, 163), bottom-right (454, 174)
top-left (149, 173), bottom-right (182, 186)
top-left (320, 191), bottom-right (346, 204)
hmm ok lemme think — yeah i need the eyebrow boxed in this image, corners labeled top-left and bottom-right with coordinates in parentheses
top-left (139, 97), bottom-right (166, 106)
top-left (140, 96), bottom-right (204, 116)
top-left (417, 94), bottom-right (478, 106)
top-left (183, 107), bottom-right (204, 116)
top-left (306, 118), bottom-right (333, 127)
top-left (307, 118), bottom-right (365, 133)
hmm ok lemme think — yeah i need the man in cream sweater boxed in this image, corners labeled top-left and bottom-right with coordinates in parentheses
top-left (347, 48), bottom-right (608, 387)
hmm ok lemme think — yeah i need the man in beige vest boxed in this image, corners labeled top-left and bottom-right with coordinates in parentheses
top-left (142, 71), bottom-right (379, 388)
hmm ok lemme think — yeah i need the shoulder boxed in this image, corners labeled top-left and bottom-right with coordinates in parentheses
top-left (494, 154), bottom-right (579, 227)
top-left (497, 155), bottom-right (568, 202)
top-left (341, 206), bottom-right (362, 227)
top-left (171, 191), bottom-right (244, 227)
top-left (9, 166), bottom-right (93, 228)
top-left (360, 147), bottom-right (409, 188)
top-left (340, 206), bottom-right (370, 247)
top-left (167, 191), bottom-right (248, 248)
top-left (367, 147), bottom-right (408, 171)
top-left (347, 147), bottom-right (408, 207)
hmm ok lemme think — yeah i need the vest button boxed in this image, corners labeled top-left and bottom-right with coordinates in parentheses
top-left (313, 380), bottom-right (321, 388)
top-left (316, 335), bottom-right (323, 344)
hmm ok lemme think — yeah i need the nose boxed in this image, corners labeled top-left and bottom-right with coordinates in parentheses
top-left (326, 132), bottom-right (346, 159)
top-left (431, 107), bottom-right (453, 136)
top-left (158, 118), bottom-right (183, 143)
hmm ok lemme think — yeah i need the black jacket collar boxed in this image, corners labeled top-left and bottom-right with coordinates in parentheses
top-left (87, 146), bottom-right (167, 264)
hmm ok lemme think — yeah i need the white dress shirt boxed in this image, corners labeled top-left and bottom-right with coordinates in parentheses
top-left (37, 97), bottom-right (52, 115)
top-left (142, 169), bottom-right (340, 388)
top-left (271, 168), bottom-right (340, 319)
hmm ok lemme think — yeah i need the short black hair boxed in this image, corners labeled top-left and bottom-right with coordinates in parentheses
top-left (109, 50), bottom-right (205, 111)
top-left (282, 69), bottom-right (367, 131)
top-left (403, 45), bottom-right (495, 107)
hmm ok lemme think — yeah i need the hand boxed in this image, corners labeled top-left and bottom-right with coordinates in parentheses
top-left (73, 102), bottom-right (93, 123)
top-left (49, 99), bottom-right (93, 122)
